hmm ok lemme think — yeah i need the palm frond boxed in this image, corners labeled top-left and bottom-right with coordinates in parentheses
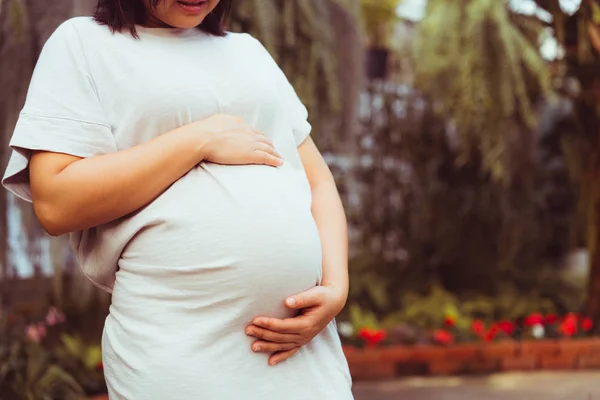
top-left (229, 0), bottom-right (360, 139)
top-left (415, 0), bottom-right (553, 183)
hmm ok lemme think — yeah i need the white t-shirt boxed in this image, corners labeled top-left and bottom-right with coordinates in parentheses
top-left (3, 17), bottom-right (353, 400)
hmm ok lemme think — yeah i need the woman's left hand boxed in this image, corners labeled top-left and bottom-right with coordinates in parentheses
top-left (245, 283), bottom-right (347, 366)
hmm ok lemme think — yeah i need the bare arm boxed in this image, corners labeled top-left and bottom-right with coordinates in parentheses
top-left (30, 115), bottom-right (283, 236)
top-left (246, 137), bottom-right (349, 365)
top-left (31, 127), bottom-right (203, 236)
top-left (298, 138), bottom-right (349, 303)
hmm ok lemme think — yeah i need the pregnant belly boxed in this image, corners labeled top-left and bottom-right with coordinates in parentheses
top-left (111, 163), bottom-right (322, 336)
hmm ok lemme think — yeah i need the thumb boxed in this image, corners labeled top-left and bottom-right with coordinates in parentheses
top-left (285, 286), bottom-right (323, 309)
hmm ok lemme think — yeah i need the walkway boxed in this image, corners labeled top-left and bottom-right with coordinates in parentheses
top-left (353, 372), bottom-right (600, 400)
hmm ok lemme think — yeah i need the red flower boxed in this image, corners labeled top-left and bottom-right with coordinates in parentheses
top-left (433, 329), bottom-right (454, 345)
top-left (543, 314), bottom-right (558, 325)
top-left (472, 320), bottom-right (485, 337)
top-left (444, 316), bottom-right (456, 328)
top-left (497, 320), bottom-right (515, 336)
top-left (358, 328), bottom-right (387, 348)
top-left (559, 314), bottom-right (578, 337)
top-left (524, 313), bottom-right (544, 327)
top-left (97, 361), bottom-right (103, 371)
top-left (485, 324), bottom-right (499, 342)
top-left (582, 318), bottom-right (594, 332)
top-left (564, 312), bottom-right (578, 321)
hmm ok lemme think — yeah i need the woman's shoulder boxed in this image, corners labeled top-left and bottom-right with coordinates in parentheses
top-left (52, 16), bottom-right (109, 36)
top-left (224, 31), bottom-right (266, 49)
top-left (36, 17), bottom-right (113, 62)
top-left (43, 17), bottom-right (113, 53)
top-left (224, 32), bottom-right (274, 60)
top-left (60, 16), bottom-right (114, 39)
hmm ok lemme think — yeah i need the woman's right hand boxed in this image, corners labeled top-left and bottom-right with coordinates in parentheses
top-left (189, 114), bottom-right (284, 167)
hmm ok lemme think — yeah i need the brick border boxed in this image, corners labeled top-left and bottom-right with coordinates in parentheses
top-left (343, 338), bottom-right (600, 380)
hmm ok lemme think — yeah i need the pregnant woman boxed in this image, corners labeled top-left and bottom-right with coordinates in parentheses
top-left (2, 0), bottom-right (353, 398)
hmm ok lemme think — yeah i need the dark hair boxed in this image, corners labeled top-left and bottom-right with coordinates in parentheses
top-left (94, 0), bottom-right (232, 37)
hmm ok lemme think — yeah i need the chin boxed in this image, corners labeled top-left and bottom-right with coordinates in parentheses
top-left (167, 17), bottom-right (206, 29)
top-left (182, 17), bottom-right (208, 27)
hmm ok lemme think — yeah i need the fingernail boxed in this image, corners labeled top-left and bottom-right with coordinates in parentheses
top-left (253, 345), bottom-right (261, 352)
top-left (246, 329), bottom-right (253, 336)
top-left (270, 360), bottom-right (278, 366)
top-left (286, 297), bottom-right (296, 307)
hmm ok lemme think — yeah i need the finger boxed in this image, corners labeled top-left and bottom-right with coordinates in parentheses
top-left (254, 133), bottom-right (275, 147)
top-left (250, 340), bottom-right (298, 353)
top-left (255, 142), bottom-right (283, 160)
top-left (269, 347), bottom-right (301, 366)
top-left (252, 150), bottom-right (283, 167)
top-left (252, 316), bottom-right (309, 334)
top-left (284, 286), bottom-right (325, 310)
top-left (246, 325), bottom-right (299, 343)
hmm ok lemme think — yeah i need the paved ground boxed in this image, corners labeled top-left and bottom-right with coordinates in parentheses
top-left (352, 372), bottom-right (600, 400)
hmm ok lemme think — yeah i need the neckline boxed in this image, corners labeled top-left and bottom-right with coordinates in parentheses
top-left (135, 25), bottom-right (204, 38)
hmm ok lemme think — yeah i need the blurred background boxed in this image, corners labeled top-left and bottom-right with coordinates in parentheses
top-left (2, 0), bottom-right (600, 399)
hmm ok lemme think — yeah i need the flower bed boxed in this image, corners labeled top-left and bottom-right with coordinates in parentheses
top-left (343, 338), bottom-right (600, 380)
top-left (341, 312), bottom-right (600, 380)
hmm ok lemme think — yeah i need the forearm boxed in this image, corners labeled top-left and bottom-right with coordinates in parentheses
top-left (311, 179), bottom-right (349, 303)
top-left (31, 127), bottom-right (205, 236)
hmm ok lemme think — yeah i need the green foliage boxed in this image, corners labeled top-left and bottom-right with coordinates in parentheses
top-left (346, 283), bottom-right (565, 335)
top-left (397, 284), bottom-right (460, 330)
top-left (414, 0), bottom-right (554, 184)
top-left (533, 0), bottom-right (600, 318)
top-left (347, 253), bottom-right (392, 311)
top-left (229, 0), bottom-right (364, 148)
top-left (344, 81), bottom-right (580, 320)
top-left (6, 0), bottom-right (27, 42)
top-left (360, 0), bottom-right (401, 47)
top-left (348, 303), bottom-right (380, 331)
top-left (340, 0), bottom-right (583, 325)
top-left (0, 305), bottom-right (105, 399)
top-left (54, 334), bottom-right (105, 394)
top-left (230, 0), bottom-right (343, 114)
top-left (57, 334), bottom-right (101, 371)
top-left (0, 340), bottom-right (85, 400)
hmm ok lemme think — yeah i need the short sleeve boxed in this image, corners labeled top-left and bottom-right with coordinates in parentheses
top-left (248, 35), bottom-right (312, 146)
top-left (2, 19), bottom-right (117, 202)
top-left (278, 69), bottom-right (312, 146)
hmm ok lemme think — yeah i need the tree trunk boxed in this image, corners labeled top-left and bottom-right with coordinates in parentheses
top-left (586, 170), bottom-right (600, 322)
top-left (584, 65), bottom-right (600, 322)
top-left (0, 0), bottom-right (36, 312)
top-left (586, 105), bottom-right (600, 323)
top-left (329, 0), bottom-right (363, 151)
top-left (0, 0), bottom-right (90, 310)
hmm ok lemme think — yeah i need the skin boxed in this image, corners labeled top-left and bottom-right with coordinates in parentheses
top-left (30, 0), bottom-right (348, 366)
top-left (31, 115), bottom-right (283, 235)
top-left (143, 0), bottom-right (221, 29)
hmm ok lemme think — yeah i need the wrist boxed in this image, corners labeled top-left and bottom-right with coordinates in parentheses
top-left (321, 281), bottom-right (348, 310)
top-left (177, 123), bottom-right (213, 163)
